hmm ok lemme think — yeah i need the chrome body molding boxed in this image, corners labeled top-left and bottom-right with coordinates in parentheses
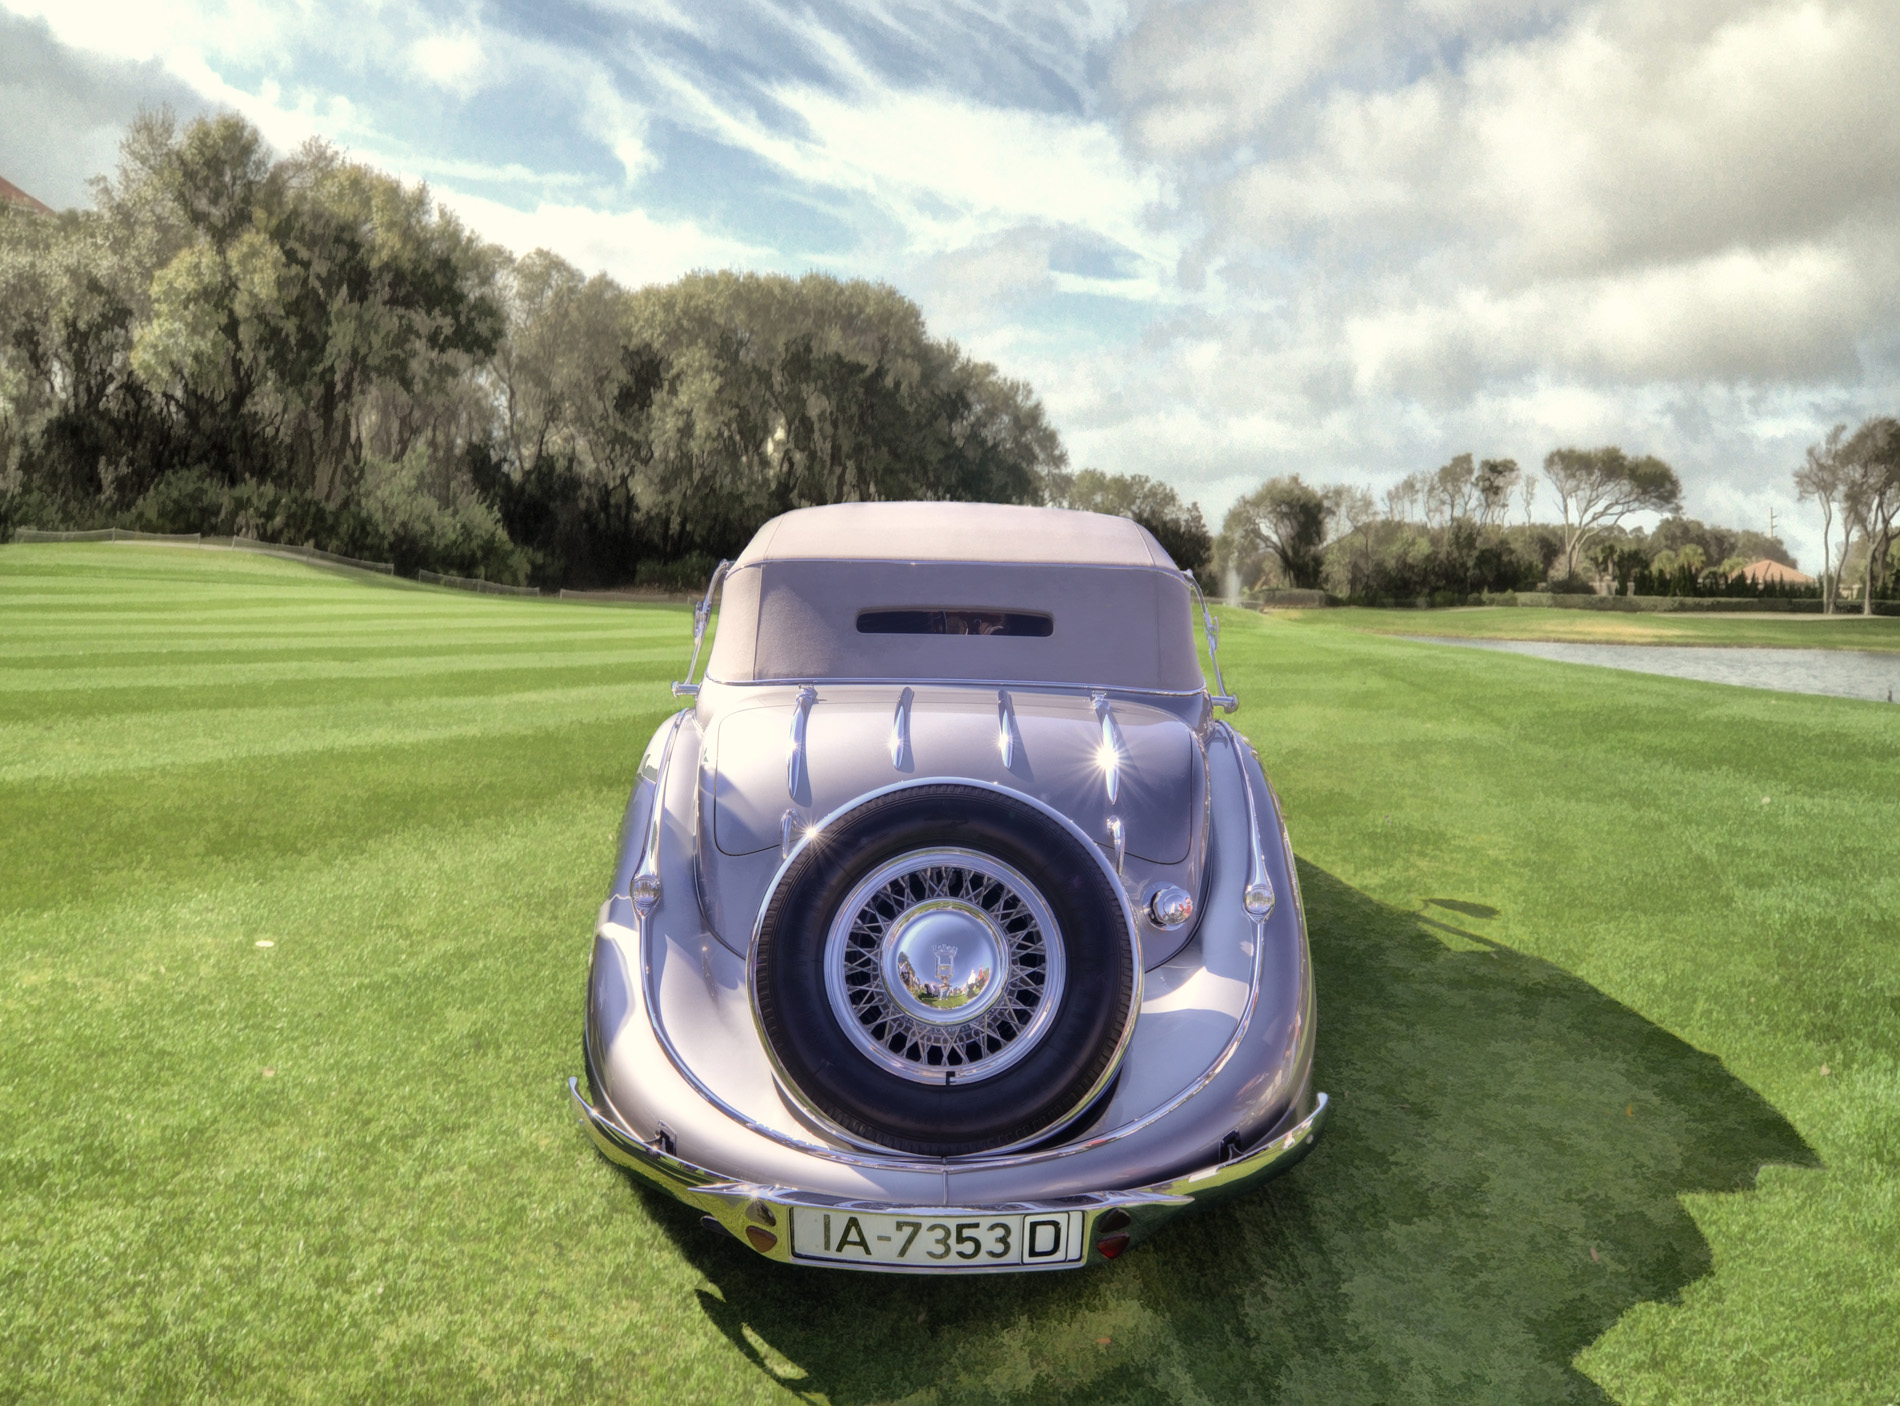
top-left (890, 687), bottom-right (914, 770)
top-left (1091, 691), bottom-right (1126, 806)
top-left (707, 674), bottom-right (1211, 699)
top-left (1225, 719), bottom-right (1277, 925)
top-left (786, 684), bottom-right (816, 803)
top-left (628, 712), bottom-right (685, 917)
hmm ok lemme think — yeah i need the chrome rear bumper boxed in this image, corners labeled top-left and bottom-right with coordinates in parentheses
top-left (568, 1077), bottom-right (1328, 1272)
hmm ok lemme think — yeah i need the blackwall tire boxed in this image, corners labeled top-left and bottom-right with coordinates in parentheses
top-left (752, 784), bottom-right (1138, 1156)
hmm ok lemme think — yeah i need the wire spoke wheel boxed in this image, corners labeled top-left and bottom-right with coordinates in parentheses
top-left (751, 784), bottom-right (1138, 1156)
top-left (825, 850), bottom-right (1066, 1085)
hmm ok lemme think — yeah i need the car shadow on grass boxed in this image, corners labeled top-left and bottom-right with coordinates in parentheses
top-left (625, 861), bottom-right (1816, 1404)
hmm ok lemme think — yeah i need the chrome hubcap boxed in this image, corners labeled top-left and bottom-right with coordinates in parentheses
top-left (882, 900), bottom-right (1009, 1022)
top-left (824, 848), bottom-right (1065, 1085)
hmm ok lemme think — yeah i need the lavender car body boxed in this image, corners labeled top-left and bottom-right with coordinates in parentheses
top-left (571, 503), bottom-right (1324, 1271)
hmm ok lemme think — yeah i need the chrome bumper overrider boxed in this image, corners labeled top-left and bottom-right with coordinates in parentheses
top-left (568, 1077), bottom-right (1328, 1272)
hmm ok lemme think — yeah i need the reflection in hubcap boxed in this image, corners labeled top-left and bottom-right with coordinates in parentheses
top-left (884, 901), bottom-right (1008, 1022)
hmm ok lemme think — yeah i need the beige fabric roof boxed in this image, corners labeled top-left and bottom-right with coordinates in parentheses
top-left (733, 502), bottom-right (1178, 569)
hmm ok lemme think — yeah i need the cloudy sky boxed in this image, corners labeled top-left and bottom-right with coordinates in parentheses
top-left (4, 0), bottom-right (1897, 566)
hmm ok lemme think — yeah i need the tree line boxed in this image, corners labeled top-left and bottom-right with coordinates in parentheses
top-left (2, 113), bottom-right (1226, 587)
top-left (12, 113), bottom-right (1872, 606)
top-left (1215, 447), bottom-right (1806, 604)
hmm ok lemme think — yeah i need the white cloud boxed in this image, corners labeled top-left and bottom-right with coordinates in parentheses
top-left (779, 85), bottom-right (1155, 245)
top-left (1058, 0), bottom-right (1900, 571)
top-left (408, 31), bottom-right (485, 94)
top-left (435, 189), bottom-right (781, 288)
top-left (7, 0), bottom-right (1897, 573)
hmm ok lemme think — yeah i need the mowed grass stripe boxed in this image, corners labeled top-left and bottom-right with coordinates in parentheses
top-left (3, 718), bottom-right (664, 919)
top-left (0, 681), bottom-right (673, 783)
top-left (0, 612), bottom-right (675, 643)
top-left (0, 648), bottom-right (685, 701)
top-left (2, 804), bottom-right (677, 1398)
top-left (0, 631), bottom-right (683, 666)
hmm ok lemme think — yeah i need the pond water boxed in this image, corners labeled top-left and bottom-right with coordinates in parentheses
top-left (1405, 636), bottom-right (1900, 704)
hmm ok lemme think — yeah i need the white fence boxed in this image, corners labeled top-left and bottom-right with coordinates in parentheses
top-left (13, 528), bottom-right (566, 598)
top-left (418, 569), bottom-right (540, 597)
top-left (10, 527), bottom-right (397, 575)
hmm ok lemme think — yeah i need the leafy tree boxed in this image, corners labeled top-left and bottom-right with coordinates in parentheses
top-left (1045, 467), bottom-right (1212, 573)
top-left (1425, 453), bottom-right (1478, 524)
top-left (1543, 446), bottom-right (1683, 581)
top-left (1794, 424), bottom-right (1849, 613)
top-left (1219, 475), bottom-right (1332, 589)
top-left (1383, 473), bottom-right (1424, 522)
top-left (1591, 538), bottom-right (1649, 594)
top-left (482, 265), bottom-right (1063, 585)
top-left (1476, 458), bottom-right (1520, 524)
top-left (1840, 416), bottom-right (1900, 614)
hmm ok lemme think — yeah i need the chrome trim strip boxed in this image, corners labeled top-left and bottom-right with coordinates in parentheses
top-left (672, 560), bottom-right (731, 698)
top-left (996, 688), bottom-right (1017, 768)
top-left (571, 1077), bottom-right (712, 1191)
top-left (1183, 569), bottom-right (1237, 713)
top-left (1231, 727), bottom-right (1276, 924)
top-left (573, 1078), bottom-right (1198, 1217)
top-left (726, 557), bottom-right (1192, 576)
top-left (787, 684), bottom-right (817, 800)
top-left (628, 727), bottom-right (1286, 1175)
top-left (704, 675), bottom-right (1207, 698)
top-left (890, 687), bottom-right (914, 769)
top-left (1090, 692), bottom-right (1125, 806)
top-left (1106, 814), bottom-right (1126, 874)
top-left (630, 712), bottom-right (688, 915)
top-left (1147, 1092), bottom-right (1328, 1198)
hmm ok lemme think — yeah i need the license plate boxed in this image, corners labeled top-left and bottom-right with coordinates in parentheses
top-left (789, 1207), bottom-right (1087, 1268)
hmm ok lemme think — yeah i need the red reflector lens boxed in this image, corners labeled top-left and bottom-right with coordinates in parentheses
top-left (1096, 1233), bottom-right (1131, 1260)
top-left (744, 1226), bottom-right (779, 1253)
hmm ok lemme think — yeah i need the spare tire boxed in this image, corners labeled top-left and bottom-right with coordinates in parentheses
top-left (752, 784), bottom-right (1139, 1156)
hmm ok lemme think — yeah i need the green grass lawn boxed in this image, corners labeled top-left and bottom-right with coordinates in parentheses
top-left (2, 544), bottom-right (1896, 1403)
top-left (1292, 603), bottom-right (1900, 652)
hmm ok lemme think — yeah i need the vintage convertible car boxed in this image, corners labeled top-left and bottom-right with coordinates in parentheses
top-left (571, 502), bottom-right (1325, 1271)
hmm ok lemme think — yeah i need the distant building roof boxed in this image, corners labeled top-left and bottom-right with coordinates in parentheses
top-left (0, 176), bottom-right (54, 215)
top-left (1740, 558), bottom-right (1813, 585)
